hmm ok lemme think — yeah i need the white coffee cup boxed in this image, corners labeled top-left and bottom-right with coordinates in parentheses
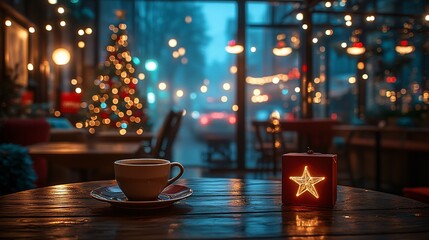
top-left (114, 158), bottom-right (184, 201)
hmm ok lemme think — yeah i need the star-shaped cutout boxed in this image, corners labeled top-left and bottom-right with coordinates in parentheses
top-left (289, 166), bottom-right (325, 198)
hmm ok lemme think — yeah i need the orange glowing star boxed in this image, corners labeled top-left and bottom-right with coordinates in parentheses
top-left (289, 166), bottom-right (325, 198)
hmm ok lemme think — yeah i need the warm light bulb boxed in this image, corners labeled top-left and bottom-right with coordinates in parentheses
top-left (158, 82), bottom-right (167, 90)
top-left (85, 28), bottom-right (93, 35)
top-left (176, 90), bottom-right (184, 97)
top-left (78, 41), bottom-right (85, 48)
top-left (57, 7), bottom-right (65, 14)
top-left (168, 38), bottom-right (177, 48)
top-left (52, 48), bottom-right (71, 65)
top-left (29, 27), bottom-right (35, 33)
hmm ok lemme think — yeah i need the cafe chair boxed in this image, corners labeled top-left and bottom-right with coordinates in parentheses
top-left (141, 109), bottom-right (184, 161)
top-left (252, 121), bottom-right (285, 174)
top-left (0, 118), bottom-right (51, 187)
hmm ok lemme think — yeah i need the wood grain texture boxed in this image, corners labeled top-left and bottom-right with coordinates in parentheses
top-left (1, 178), bottom-right (428, 239)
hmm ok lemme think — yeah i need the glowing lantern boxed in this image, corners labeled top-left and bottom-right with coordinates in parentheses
top-left (395, 40), bottom-right (415, 55)
top-left (273, 40), bottom-right (292, 56)
top-left (225, 40), bottom-right (243, 54)
top-left (282, 150), bottom-right (337, 207)
top-left (346, 42), bottom-right (366, 55)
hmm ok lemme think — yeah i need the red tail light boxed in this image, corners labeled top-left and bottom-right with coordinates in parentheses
top-left (228, 116), bottom-right (236, 124)
top-left (200, 116), bottom-right (209, 125)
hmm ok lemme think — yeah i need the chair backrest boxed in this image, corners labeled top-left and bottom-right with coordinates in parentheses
top-left (152, 109), bottom-right (184, 160)
top-left (252, 121), bottom-right (267, 153)
top-left (251, 120), bottom-right (286, 156)
top-left (0, 118), bottom-right (51, 146)
top-left (0, 118), bottom-right (51, 187)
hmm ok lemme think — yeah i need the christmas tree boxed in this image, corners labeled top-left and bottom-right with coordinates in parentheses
top-left (80, 22), bottom-right (149, 135)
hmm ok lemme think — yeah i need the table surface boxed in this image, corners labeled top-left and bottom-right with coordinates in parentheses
top-left (1, 178), bottom-right (428, 239)
top-left (333, 124), bottom-right (429, 133)
top-left (28, 141), bottom-right (141, 155)
top-left (27, 141), bottom-right (141, 167)
top-left (333, 124), bottom-right (429, 191)
top-left (27, 142), bottom-right (142, 182)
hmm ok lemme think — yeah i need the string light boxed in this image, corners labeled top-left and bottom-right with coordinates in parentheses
top-left (168, 38), bottom-right (178, 47)
top-left (57, 7), bottom-right (65, 14)
top-left (27, 63), bottom-right (34, 71)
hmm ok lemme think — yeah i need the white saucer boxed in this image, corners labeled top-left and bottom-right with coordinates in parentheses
top-left (90, 184), bottom-right (193, 209)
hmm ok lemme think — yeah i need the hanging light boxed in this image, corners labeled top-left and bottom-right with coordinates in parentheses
top-left (225, 40), bottom-right (243, 54)
top-left (347, 29), bottom-right (366, 56)
top-left (347, 41), bottom-right (366, 55)
top-left (273, 40), bottom-right (292, 56)
top-left (395, 40), bottom-right (415, 55)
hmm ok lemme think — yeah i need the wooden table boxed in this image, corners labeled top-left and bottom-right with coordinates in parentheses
top-left (27, 142), bottom-right (142, 182)
top-left (1, 178), bottom-right (428, 239)
top-left (333, 125), bottom-right (429, 190)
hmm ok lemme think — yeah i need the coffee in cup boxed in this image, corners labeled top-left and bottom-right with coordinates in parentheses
top-left (114, 158), bottom-right (184, 201)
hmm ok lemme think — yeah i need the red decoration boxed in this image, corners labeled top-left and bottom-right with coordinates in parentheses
top-left (276, 41), bottom-right (286, 48)
top-left (60, 92), bottom-right (81, 114)
top-left (399, 40), bottom-right (409, 46)
top-left (100, 112), bottom-right (109, 119)
top-left (302, 64), bottom-right (308, 73)
top-left (386, 76), bottom-right (397, 83)
top-left (228, 40), bottom-right (237, 46)
top-left (352, 42), bottom-right (364, 48)
top-left (282, 151), bottom-right (337, 208)
top-left (21, 91), bottom-right (34, 106)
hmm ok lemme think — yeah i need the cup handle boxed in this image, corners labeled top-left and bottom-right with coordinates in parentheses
top-left (167, 162), bottom-right (184, 186)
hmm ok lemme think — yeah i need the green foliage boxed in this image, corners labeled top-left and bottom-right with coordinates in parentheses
top-left (0, 144), bottom-right (36, 195)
